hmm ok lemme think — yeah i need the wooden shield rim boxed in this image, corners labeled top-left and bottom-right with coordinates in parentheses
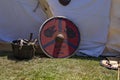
top-left (38, 16), bottom-right (81, 58)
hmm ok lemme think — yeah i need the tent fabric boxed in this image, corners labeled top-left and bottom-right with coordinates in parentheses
top-left (47, 0), bottom-right (111, 57)
top-left (0, 0), bottom-right (47, 42)
top-left (1, 0), bottom-right (120, 57)
top-left (107, 0), bottom-right (120, 54)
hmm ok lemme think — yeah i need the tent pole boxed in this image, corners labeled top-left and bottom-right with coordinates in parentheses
top-left (118, 61), bottom-right (120, 80)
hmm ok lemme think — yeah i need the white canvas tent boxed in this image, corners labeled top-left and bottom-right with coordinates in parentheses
top-left (0, 0), bottom-right (120, 57)
top-left (47, 0), bottom-right (111, 57)
top-left (106, 0), bottom-right (120, 55)
top-left (0, 0), bottom-right (49, 42)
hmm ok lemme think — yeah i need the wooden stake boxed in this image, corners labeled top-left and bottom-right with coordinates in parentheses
top-left (118, 61), bottom-right (120, 80)
top-left (29, 33), bottom-right (33, 41)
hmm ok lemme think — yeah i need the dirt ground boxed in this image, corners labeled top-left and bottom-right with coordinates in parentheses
top-left (0, 42), bottom-right (120, 57)
top-left (0, 42), bottom-right (12, 51)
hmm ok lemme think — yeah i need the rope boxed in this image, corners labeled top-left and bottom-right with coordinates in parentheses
top-left (33, 0), bottom-right (40, 12)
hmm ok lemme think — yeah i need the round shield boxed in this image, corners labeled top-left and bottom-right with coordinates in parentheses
top-left (39, 16), bottom-right (80, 58)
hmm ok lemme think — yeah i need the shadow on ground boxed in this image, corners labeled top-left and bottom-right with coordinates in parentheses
top-left (70, 54), bottom-right (105, 61)
top-left (0, 50), bottom-right (49, 61)
top-left (0, 50), bottom-right (105, 62)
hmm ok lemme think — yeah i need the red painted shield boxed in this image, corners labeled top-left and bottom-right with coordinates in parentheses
top-left (39, 16), bottom-right (80, 58)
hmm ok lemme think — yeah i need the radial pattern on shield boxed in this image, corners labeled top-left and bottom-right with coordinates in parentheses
top-left (39, 17), bottom-right (80, 58)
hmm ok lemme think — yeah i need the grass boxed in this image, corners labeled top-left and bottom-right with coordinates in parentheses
top-left (0, 51), bottom-right (118, 80)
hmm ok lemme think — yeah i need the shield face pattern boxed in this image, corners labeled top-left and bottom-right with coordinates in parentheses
top-left (58, 0), bottom-right (71, 6)
top-left (39, 17), bottom-right (80, 58)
